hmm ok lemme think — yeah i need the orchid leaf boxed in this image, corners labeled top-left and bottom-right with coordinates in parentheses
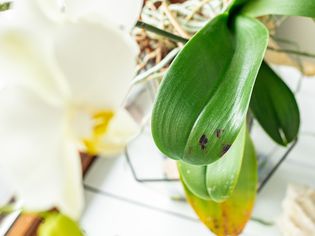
top-left (152, 14), bottom-right (268, 165)
top-left (239, 0), bottom-right (315, 18)
top-left (182, 133), bottom-right (257, 236)
top-left (250, 62), bottom-right (300, 146)
top-left (178, 124), bottom-right (246, 202)
top-left (229, 0), bottom-right (248, 12)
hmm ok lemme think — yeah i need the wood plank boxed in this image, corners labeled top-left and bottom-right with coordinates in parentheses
top-left (6, 214), bottom-right (42, 236)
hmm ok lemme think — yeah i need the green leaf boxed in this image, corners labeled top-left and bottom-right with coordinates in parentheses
top-left (152, 14), bottom-right (268, 165)
top-left (250, 62), bottom-right (300, 146)
top-left (178, 123), bottom-right (246, 202)
top-left (182, 133), bottom-right (257, 236)
top-left (240, 0), bottom-right (315, 18)
top-left (229, 0), bottom-right (249, 12)
top-left (38, 213), bottom-right (84, 236)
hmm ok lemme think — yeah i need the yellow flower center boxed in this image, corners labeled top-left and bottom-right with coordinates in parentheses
top-left (83, 110), bottom-right (114, 155)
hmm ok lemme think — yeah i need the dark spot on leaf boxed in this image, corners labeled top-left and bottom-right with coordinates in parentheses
top-left (215, 129), bottom-right (224, 138)
top-left (212, 218), bottom-right (220, 230)
top-left (221, 144), bottom-right (231, 156)
top-left (199, 134), bottom-right (208, 150)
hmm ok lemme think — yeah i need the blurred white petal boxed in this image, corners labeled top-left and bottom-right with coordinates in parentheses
top-left (0, 30), bottom-right (68, 105)
top-left (63, 0), bottom-right (143, 30)
top-left (30, 0), bottom-right (143, 30)
top-left (0, 1), bottom-right (140, 219)
top-left (53, 19), bottom-right (138, 109)
top-left (2, 0), bottom-right (56, 36)
top-left (0, 86), bottom-right (83, 219)
top-left (34, 0), bottom-right (66, 22)
top-left (56, 140), bottom-right (84, 219)
top-left (99, 109), bottom-right (139, 156)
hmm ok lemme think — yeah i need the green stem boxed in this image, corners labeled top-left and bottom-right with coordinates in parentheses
top-left (136, 21), bottom-right (315, 59)
top-left (250, 217), bottom-right (274, 226)
top-left (136, 21), bottom-right (189, 44)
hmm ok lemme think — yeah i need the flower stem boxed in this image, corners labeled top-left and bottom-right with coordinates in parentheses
top-left (250, 217), bottom-right (274, 226)
top-left (135, 21), bottom-right (189, 44)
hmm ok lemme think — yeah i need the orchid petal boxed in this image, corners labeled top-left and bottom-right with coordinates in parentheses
top-left (99, 109), bottom-right (139, 156)
top-left (53, 19), bottom-right (138, 109)
top-left (0, 31), bottom-right (82, 218)
top-left (63, 0), bottom-right (143, 30)
top-left (0, 85), bottom-right (83, 219)
top-left (0, 29), bottom-right (68, 105)
top-left (33, 0), bottom-right (66, 23)
top-left (2, 0), bottom-right (57, 36)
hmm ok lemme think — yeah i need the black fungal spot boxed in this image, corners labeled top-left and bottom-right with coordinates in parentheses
top-left (199, 134), bottom-right (208, 150)
top-left (215, 129), bottom-right (224, 138)
top-left (221, 144), bottom-right (231, 156)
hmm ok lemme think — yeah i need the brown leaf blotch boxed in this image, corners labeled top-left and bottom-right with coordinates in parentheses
top-left (199, 134), bottom-right (208, 150)
top-left (215, 129), bottom-right (224, 138)
top-left (221, 144), bottom-right (231, 156)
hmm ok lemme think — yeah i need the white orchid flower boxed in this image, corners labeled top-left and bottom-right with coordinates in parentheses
top-left (0, 0), bottom-right (142, 219)
top-left (37, 0), bottom-right (143, 30)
